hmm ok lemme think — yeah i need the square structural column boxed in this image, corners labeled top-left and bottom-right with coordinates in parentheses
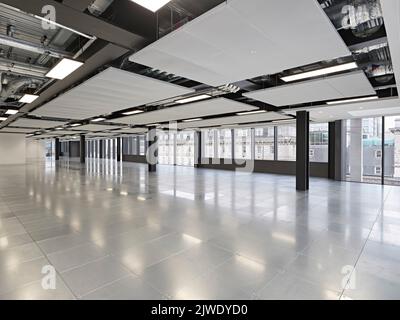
top-left (80, 135), bottom-right (86, 164)
top-left (116, 137), bottom-right (121, 162)
top-left (54, 138), bottom-right (60, 161)
top-left (147, 127), bottom-right (158, 172)
top-left (194, 130), bottom-right (202, 168)
top-left (296, 111), bottom-right (310, 191)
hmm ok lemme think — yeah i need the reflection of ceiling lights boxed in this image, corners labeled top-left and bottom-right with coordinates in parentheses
top-left (5, 109), bottom-right (18, 115)
top-left (281, 62), bottom-right (358, 82)
top-left (326, 96), bottom-right (378, 105)
top-left (236, 110), bottom-right (266, 116)
top-left (122, 110), bottom-right (144, 116)
top-left (46, 58), bottom-right (84, 80)
top-left (129, 0), bottom-right (171, 12)
top-left (19, 94), bottom-right (39, 104)
top-left (176, 94), bottom-right (211, 104)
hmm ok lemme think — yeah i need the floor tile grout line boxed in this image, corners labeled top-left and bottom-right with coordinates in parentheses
top-left (339, 186), bottom-right (393, 299)
top-left (4, 200), bottom-right (79, 300)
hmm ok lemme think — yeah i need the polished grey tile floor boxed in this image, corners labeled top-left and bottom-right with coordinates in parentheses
top-left (0, 158), bottom-right (399, 300)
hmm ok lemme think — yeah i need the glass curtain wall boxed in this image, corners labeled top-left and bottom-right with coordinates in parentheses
top-left (218, 129), bottom-right (232, 159)
top-left (234, 128), bottom-right (252, 160)
top-left (384, 116), bottom-right (400, 186)
top-left (176, 131), bottom-right (195, 166)
top-left (310, 123), bottom-right (329, 162)
top-left (277, 125), bottom-right (296, 161)
top-left (254, 127), bottom-right (275, 160)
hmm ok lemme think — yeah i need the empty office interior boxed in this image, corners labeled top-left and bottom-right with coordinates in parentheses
top-left (0, 0), bottom-right (400, 301)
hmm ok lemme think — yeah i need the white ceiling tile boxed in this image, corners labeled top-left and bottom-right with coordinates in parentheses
top-left (244, 71), bottom-right (375, 106)
top-left (11, 119), bottom-right (67, 129)
top-left (0, 127), bottom-right (36, 133)
top-left (129, 0), bottom-right (350, 86)
top-left (177, 112), bottom-right (292, 129)
top-left (31, 67), bottom-right (194, 120)
top-left (113, 97), bottom-right (258, 125)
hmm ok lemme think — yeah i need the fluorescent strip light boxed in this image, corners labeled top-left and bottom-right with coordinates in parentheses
top-left (183, 118), bottom-right (203, 122)
top-left (129, 0), bottom-right (172, 12)
top-left (70, 123), bottom-right (81, 127)
top-left (0, 117), bottom-right (7, 121)
top-left (176, 94), bottom-right (211, 104)
top-left (5, 109), bottom-right (18, 115)
top-left (281, 62), bottom-right (358, 82)
top-left (122, 110), bottom-right (144, 116)
top-left (46, 58), bottom-right (84, 80)
top-left (55, 127), bottom-right (63, 130)
top-left (146, 123), bottom-right (161, 127)
top-left (33, 15), bottom-right (94, 39)
top-left (326, 96), bottom-right (378, 105)
top-left (92, 118), bottom-right (106, 122)
top-left (236, 110), bottom-right (267, 116)
top-left (19, 94), bottom-right (39, 104)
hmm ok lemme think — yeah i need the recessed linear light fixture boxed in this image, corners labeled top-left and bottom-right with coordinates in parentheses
top-left (122, 110), bottom-right (144, 116)
top-left (326, 96), bottom-right (378, 105)
top-left (146, 123), bottom-right (161, 127)
top-left (182, 118), bottom-right (203, 122)
top-left (281, 62), bottom-right (358, 82)
top-left (0, 117), bottom-right (7, 121)
top-left (129, 0), bottom-right (172, 12)
top-left (236, 110), bottom-right (267, 116)
top-left (5, 109), bottom-right (18, 115)
top-left (19, 94), bottom-right (39, 104)
top-left (70, 123), bottom-right (82, 127)
top-left (55, 127), bottom-right (64, 130)
top-left (176, 94), bottom-right (211, 104)
top-left (46, 58), bottom-right (84, 80)
top-left (92, 118), bottom-right (106, 122)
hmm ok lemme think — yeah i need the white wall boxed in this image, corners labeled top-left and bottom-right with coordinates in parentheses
top-left (0, 133), bottom-right (26, 165)
top-left (25, 139), bottom-right (46, 161)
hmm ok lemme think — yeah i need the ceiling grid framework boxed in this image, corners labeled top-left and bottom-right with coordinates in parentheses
top-left (129, 0), bottom-right (350, 86)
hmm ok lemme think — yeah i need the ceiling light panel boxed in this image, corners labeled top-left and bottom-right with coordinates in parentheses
top-left (178, 112), bottom-right (292, 129)
top-left (244, 71), bottom-right (375, 107)
top-left (5, 109), bottom-right (19, 115)
top-left (129, 0), bottom-right (350, 86)
top-left (32, 67), bottom-right (194, 119)
top-left (19, 94), bottom-right (39, 104)
top-left (77, 124), bottom-right (122, 131)
top-left (11, 119), bottom-right (67, 129)
top-left (114, 97), bottom-right (258, 125)
top-left (46, 58), bottom-right (84, 80)
top-left (130, 0), bottom-right (171, 12)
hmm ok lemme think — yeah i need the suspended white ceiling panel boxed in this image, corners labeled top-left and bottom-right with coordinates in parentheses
top-left (284, 97), bottom-right (400, 121)
top-left (31, 67), bottom-right (194, 120)
top-left (11, 118), bottom-right (67, 129)
top-left (114, 97), bottom-right (258, 125)
top-left (48, 130), bottom-right (84, 135)
top-left (0, 127), bottom-right (36, 133)
top-left (112, 128), bottom-right (148, 134)
top-left (129, 0), bottom-right (350, 86)
top-left (86, 132), bottom-right (118, 137)
top-left (77, 124), bottom-right (122, 131)
top-left (244, 71), bottom-right (375, 106)
top-left (177, 112), bottom-right (292, 129)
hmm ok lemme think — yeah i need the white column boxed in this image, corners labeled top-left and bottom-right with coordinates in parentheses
top-left (349, 119), bottom-right (363, 181)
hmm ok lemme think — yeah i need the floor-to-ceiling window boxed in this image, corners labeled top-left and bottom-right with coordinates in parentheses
top-left (310, 123), bottom-right (329, 163)
top-left (254, 127), bottom-right (275, 160)
top-left (158, 131), bottom-right (175, 165)
top-left (217, 129), bottom-right (232, 159)
top-left (234, 128), bottom-right (252, 160)
top-left (176, 131), bottom-right (195, 166)
top-left (384, 116), bottom-right (400, 186)
top-left (345, 117), bottom-right (382, 184)
top-left (203, 129), bottom-right (216, 158)
top-left (277, 125), bottom-right (296, 161)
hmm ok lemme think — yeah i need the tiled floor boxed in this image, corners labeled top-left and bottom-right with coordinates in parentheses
top-left (0, 158), bottom-right (399, 300)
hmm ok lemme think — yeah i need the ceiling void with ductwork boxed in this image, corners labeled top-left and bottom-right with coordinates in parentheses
top-left (0, 0), bottom-right (398, 140)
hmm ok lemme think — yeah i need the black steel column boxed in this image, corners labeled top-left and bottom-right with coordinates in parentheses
top-left (194, 130), bottom-right (202, 168)
top-left (328, 122), bottom-right (335, 180)
top-left (99, 140), bottom-right (103, 159)
top-left (147, 128), bottom-right (158, 172)
top-left (55, 138), bottom-right (60, 161)
top-left (296, 111), bottom-right (309, 191)
top-left (116, 137), bottom-right (121, 162)
top-left (80, 135), bottom-right (86, 164)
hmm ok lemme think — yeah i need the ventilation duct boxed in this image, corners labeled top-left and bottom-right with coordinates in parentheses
top-left (322, 0), bottom-right (384, 38)
top-left (0, 73), bottom-right (42, 102)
